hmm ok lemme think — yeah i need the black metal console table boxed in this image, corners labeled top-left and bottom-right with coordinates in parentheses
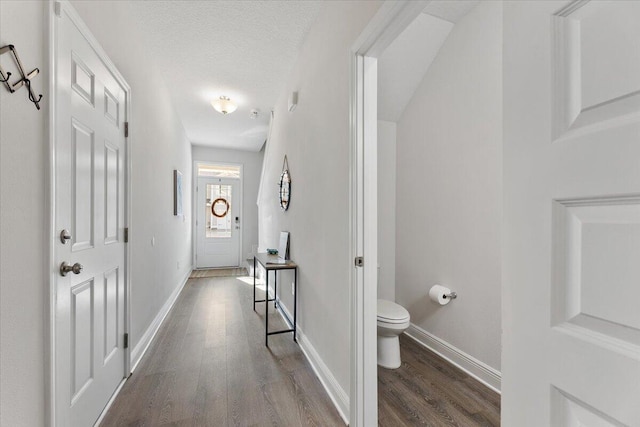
top-left (253, 253), bottom-right (298, 346)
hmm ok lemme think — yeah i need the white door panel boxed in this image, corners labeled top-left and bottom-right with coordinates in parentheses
top-left (196, 177), bottom-right (240, 268)
top-left (54, 3), bottom-right (128, 425)
top-left (503, 1), bottom-right (640, 425)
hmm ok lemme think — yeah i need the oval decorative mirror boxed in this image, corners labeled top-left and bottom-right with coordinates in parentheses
top-left (279, 155), bottom-right (291, 211)
top-left (211, 197), bottom-right (230, 218)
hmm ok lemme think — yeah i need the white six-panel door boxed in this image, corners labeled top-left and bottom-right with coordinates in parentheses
top-left (54, 2), bottom-right (128, 425)
top-left (503, 1), bottom-right (640, 425)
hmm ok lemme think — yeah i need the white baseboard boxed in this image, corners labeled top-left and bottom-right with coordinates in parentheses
top-left (405, 323), bottom-right (501, 394)
top-left (130, 268), bottom-right (192, 371)
top-left (277, 300), bottom-right (349, 425)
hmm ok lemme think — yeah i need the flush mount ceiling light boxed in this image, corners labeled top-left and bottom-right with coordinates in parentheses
top-left (211, 96), bottom-right (237, 115)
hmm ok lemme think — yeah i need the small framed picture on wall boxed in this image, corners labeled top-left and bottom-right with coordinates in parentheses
top-left (173, 169), bottom-right (183, 216)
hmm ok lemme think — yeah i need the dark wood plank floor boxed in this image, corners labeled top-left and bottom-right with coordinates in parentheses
top-left (378, 335), bottom-right (501, 426)
top-left (101, 275), bottom-right (344, 426)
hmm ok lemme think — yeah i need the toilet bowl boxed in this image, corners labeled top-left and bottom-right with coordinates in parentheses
top-left (377, 299), bottom-right (410, 369)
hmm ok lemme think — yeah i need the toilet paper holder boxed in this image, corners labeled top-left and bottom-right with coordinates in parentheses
top-left (428, 285), bottom-right (457, 305)
top-left (444, 291), bottom-right (457, 300)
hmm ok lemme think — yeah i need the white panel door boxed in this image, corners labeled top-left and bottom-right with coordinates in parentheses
top-left (196, 177), bottom-right (240, 268)
top-left (503, 1), bottom-right (640, 425)
top-left (54, 3), bottom-right (127, 426)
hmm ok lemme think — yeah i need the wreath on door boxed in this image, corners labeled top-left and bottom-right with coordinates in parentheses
top-left (211, 197), bottom-right (230, 218)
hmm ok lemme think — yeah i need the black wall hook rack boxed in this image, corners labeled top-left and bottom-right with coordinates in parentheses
top-left (0, 44), bottom-right (43, 110)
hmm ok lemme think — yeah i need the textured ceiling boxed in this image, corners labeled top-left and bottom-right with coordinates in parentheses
top-left (126, 1), bottom-right (323, 151)
top-left (378, 0), bottom-right (479, 122)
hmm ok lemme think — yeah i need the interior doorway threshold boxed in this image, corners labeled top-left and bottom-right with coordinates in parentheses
top-left (189, 267), bottom-right (247, 279)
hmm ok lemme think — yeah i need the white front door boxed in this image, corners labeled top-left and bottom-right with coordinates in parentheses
top-left (54, 3), bottom-right (128, 426)
top-left (503, 1), bottom-right (640, 425)
top-left (196, 177), bottom-right (240, 268)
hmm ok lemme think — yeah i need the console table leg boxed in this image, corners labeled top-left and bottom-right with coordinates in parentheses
top-left (293, 268), bottom-right (297, 342)
top-left (265, 272), bottom-right (269, 347)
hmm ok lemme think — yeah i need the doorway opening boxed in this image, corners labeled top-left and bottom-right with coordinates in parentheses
top-left (350, 1), bottom-right (502, 425)
top-left (194, 162), bottom-right (243, 269)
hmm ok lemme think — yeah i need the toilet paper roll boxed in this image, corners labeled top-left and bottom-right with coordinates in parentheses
top-left (429, 284), bottom-right (452, 305)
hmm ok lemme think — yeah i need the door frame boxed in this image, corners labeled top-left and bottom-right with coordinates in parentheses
top-left (46, 1), bottom-right (132, 425)
top-left (348, 1), bottom-right (429, 425)
top-left (192, 160), bottom-right (244, 269)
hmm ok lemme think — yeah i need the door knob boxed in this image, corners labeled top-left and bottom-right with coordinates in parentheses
top-left (60, 262), bottom-right (83, 277)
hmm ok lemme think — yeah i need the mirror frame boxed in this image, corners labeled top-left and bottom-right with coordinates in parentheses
top-left (279, 169), bottom-right (291, 210)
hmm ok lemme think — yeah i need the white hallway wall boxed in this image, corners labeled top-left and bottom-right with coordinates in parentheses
top-left (0, 3), bottom-right (48, 425)
top-left (395, 1), bottom-right (503, 373)
top-left (257, 0), bottom-right (382, 408)
top-left (0, 2), bottom-right (193, 425)
top-left (191, 145), bottom-right (264, 263)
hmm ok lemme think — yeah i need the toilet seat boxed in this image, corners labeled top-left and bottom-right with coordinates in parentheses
top-left (377, 299), bottom-right (410, 324)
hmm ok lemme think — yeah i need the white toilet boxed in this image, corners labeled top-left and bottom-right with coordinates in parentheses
top-left (377, 299), bottom-right (410, 369)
